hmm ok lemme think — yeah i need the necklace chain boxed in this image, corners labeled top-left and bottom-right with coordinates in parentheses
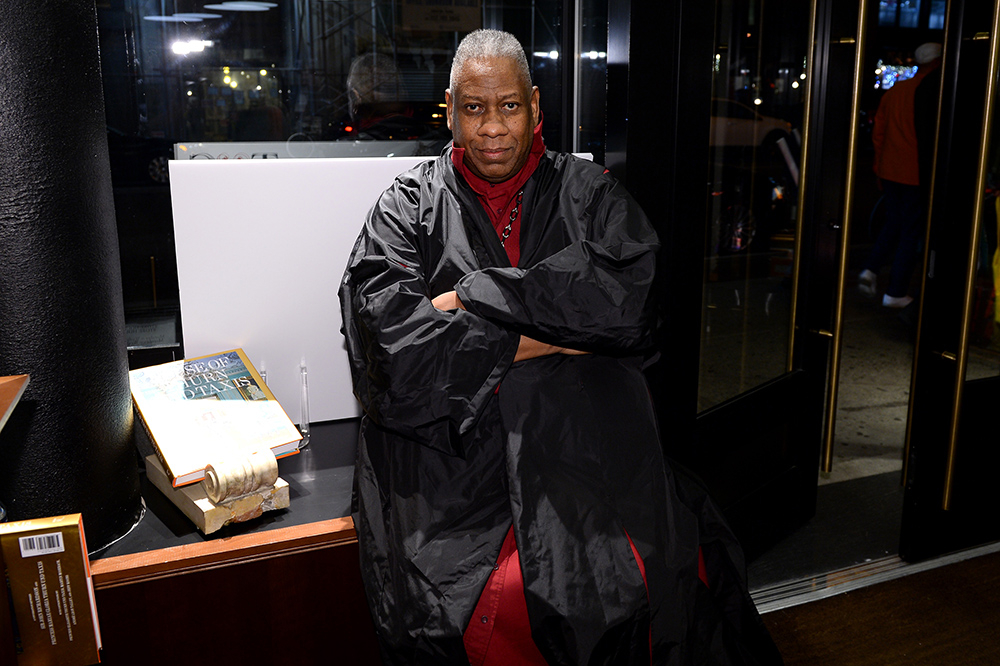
top-left (500, 189), bottom-right (524, 247)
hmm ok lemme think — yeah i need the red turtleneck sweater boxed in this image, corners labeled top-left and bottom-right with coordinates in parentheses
top-left (451, 119), bottom-right (546, 266)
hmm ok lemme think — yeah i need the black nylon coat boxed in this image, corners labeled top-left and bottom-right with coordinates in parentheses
top-left (339, 148), bottom-right (782, 665)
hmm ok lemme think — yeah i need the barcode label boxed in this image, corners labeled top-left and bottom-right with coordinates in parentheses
top-left (18, 532), bottom-right (65, 557)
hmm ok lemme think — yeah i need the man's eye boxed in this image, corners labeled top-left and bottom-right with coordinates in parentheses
top-left (465, 104), bottom-right (481, 112)
top-left (504, 103), bottom-right (519, 110)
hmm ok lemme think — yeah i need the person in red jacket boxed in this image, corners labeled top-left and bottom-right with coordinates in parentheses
top-left (859, 42), bottom-right (942, 308)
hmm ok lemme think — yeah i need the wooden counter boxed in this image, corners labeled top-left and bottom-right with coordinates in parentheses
top-left (87, 421), bottom-right (381, 665)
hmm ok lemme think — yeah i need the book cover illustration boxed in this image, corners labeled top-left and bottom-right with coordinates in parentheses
top-left (129, 349), bottom-right (301, 487)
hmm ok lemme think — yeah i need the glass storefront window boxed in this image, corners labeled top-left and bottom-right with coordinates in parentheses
top-left (698, 0), bottom-right (809, 410)
top-left (98, 1), bottom-right (608, 356)
top-left (968, 96), bottom-right (1000, 381)
top-left (100, 1), bottom-right (608, 158)
top-left (929, 0), bottom-right (946, 30)
top-left (879, 0), bottom-right (932, 29)
top-left (899, 0), bottom-right (922, 28)
top-left (879, 0), bottom-right (899, 27)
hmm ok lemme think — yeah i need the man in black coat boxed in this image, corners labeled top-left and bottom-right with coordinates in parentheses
top-left (339, 29), bottom-right (781, 665)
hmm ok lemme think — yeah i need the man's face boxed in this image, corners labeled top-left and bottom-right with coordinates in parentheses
top-left (446, 56), bottom-right (540, 184)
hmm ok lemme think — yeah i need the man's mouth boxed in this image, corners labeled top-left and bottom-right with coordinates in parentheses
top-left (479, 147), bottom-right (510, 159)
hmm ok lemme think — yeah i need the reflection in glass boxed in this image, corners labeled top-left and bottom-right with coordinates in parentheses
top-left (880, 0), bottom-right (899, 26)
top-left (875, 60), bottom-right (920, 90)
top-left (880, 0), bottom-right (930, 29)
top-left (967, 110), bottom-right (1000, 381)
top-left (899, 0), bottom-right (922, 28)
top-left (103, 1), bottom-right (582, 159)
top-left (100, 1), bottom-right (610, 358)
top-left (698, 0), bottom-right (809, 411)
top-left (929, 0), bottom-right (946, 30)
top-left (579, 0), bottom-right (610, 157)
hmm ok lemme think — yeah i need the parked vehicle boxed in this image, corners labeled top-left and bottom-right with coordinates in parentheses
top-left (710, 98), bottom-right (792, 147)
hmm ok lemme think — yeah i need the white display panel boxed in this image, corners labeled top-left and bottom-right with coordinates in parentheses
top-left (174, 140), bottom-right (429, 160)
top-left (169, 156), bottom-right (432, 424)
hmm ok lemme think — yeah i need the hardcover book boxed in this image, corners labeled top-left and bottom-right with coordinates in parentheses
top-left (129, 348), bottom-right (301, 487)
top-left (0, 375), bottom-right (29, 434)
top-left (0, 513), bottom-right (101, 666)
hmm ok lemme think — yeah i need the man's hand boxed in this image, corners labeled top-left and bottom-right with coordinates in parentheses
top-left (515, 336), bottom-right (589, 362)
top-left (432, 291), bottom-right (587, 361)
top-left (431, 291), bottom-right (465, 311)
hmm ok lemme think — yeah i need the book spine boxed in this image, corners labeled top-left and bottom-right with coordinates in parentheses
top-left (0, 542), bottom-right (17, 663)
top-left (133, 404), bottom-right (177, 485)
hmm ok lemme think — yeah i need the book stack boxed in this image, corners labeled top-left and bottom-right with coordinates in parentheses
top-left (129, 349), bottom-right (301, 533)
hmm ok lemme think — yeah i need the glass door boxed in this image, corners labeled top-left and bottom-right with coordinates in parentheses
top-left (901, 0), bottom-right (1000, 561)
top-left (607, 0), bottom-right (836, 559)
top-left (694, 0), bottom-right (823, 558)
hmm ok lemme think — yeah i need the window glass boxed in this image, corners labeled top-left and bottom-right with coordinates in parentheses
top-left (929, 0), bottom-right (946, 30)
top-left (899, 0), bottom-right (921, 28)
top-left (104, 1), bottom-right (570, 158)
top-left (879, 0), bottom-right (931, 29)
top-left (879, 0), bottom-right (899, 27)
top-left (699, 0), bottom-right (809, 410)
top-left (97, 1), bottom-right (606, 355)
top-left (968, 86), bottom-right (1000, 381)
top-left (579, 0), bottom-right (609, 158)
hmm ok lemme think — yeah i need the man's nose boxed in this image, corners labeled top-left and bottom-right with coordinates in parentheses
top-left (479, 108), bottom-right (509, 136)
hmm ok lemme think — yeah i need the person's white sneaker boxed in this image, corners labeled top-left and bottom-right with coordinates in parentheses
top-left (858, 269), bottom-right (877, 298)
top-left (882, 294), bottom-right (913, 308)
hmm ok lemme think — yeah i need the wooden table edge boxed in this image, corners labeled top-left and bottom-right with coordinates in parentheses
top-left (90, 515), bottom-right (357, 589)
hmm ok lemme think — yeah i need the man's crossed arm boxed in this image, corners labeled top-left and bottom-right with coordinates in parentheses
top-left (431, 290), bottom-right (587, 362)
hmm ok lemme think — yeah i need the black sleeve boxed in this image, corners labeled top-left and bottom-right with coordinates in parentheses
top-left (339, 177), bottom-right (519, 453)
top-left (454, 177), bottom-right (660, 354)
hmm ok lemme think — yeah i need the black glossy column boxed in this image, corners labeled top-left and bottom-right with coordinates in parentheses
top-left (0, 0), bottom-right (141, 551)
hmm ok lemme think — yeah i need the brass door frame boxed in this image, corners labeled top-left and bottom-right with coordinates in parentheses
top-left (901, 1), bottom-right (954, 489)
top-left (820, 0), bottom-right (872, 473)
top-left (900, 1), bottom-right (1000, 509)
top-left (940, 2), bottom-right (1000, 509)
top-left (786, 0), bottom-right (821, 374)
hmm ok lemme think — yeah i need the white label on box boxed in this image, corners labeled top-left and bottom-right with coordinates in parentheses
top-left (19, 532), bottom-right (65, 557)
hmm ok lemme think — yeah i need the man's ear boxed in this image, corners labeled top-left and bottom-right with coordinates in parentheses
top-left (530, 86), bottom-right (540, 128)
top-left (445, 89), bottom-right (454, 131)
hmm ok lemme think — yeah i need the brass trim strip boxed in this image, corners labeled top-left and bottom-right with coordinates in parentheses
top-left (943, 9), bottom-right (1000, 511)
top-left (821, 0), bottom-right (871, 473)
top-left (787, 0), bottom-right (821, 373)
top-left (903, 0), bottom-right (955, 488)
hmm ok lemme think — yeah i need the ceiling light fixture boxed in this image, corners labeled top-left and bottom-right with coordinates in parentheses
top-left (203, 2), bottom-right (276, 11)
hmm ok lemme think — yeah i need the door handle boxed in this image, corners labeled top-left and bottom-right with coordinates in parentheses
top-left (786, 0), bottom-right (822, 374)
top-left (820, 0), bottom-right (872, 473)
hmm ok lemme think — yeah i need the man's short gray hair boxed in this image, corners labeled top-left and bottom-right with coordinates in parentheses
top-left (449, 29), bottom-right (532, 92)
